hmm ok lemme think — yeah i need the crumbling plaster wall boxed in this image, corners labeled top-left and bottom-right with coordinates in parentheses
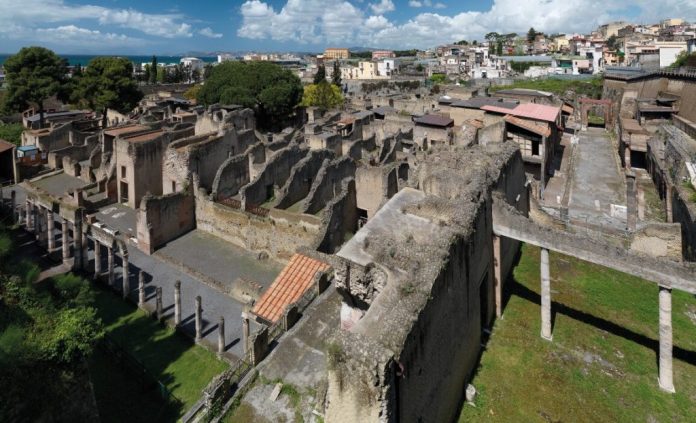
top-left (211, 154), bottom-right (249, 200)
top-left (136, 190), bottom-right (195, 254)
top-left (195, 193), bottom-right (321, 260)
top-left (315, 178), bottom-right (358, 254)
top-left (303, 157), bottom-right (357, 215)
top-left (355, 166), bottom-right (399, 218)
top-left (274, 149), bottom-right (334, 210)
top-left (240, 145), bottom-right (308, 208)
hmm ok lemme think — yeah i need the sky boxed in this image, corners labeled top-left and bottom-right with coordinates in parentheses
top-left (0, 0), bottom-right (695, 55)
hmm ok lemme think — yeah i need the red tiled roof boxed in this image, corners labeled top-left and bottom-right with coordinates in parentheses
top-left (251, 253), bottom-right (331, 324)
top-left (0, 139), bottom-right (15, 154)
top-left (505, 115), bottom-right (552, 138)
top-left (482, 103), bottom-right (560, 123)
top-left (481, 105), bottom-right (516, 115)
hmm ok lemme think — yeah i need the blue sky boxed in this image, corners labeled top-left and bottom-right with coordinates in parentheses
top-left (0, 0), bottom-right (693, 54)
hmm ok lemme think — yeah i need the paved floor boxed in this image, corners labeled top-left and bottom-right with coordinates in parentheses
top-left (156, 230), bottom-right (283, 290)
top-left (3, 185), bottom-right (251, 360)
top-left (567, 128), bottom-right (627, 230)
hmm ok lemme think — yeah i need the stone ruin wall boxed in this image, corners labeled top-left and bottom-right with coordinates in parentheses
top-left (303, 157), bottom-right (357, 215)
top-left (136, 190), bottom-right (196, 254)
top-left (195, 192), bottom-right (321, 261)
top-left (274, 149), bottom-right (335, 210)
top-left (240, 145), bottom-right (308, 208)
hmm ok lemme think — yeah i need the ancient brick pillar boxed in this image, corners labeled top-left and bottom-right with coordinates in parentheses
top-left (174, 280), bottom-right (182, 326)
top-left (93, 242), bottom-right (102, 279)
top-left (218, 316), bottom-right (225, 355)
top-left (540, 248), bottom-right (552, 341)
top-left (658, 286), bottom-right (675, 393)
top-left (73, 217), bottom-right (83, 270)
top-left (665, 183), bottom-right (673, 223)
top-left (121, 252), bottom-right (129, 299)
top-left (156, 287), bottom-right (163, 321)
top-left (81, 230), bottom-right (89, 271)
top-left (107, 246), bottom-right (114, 286)
top-left (46, 209), bottom-right (55, 250)
top-left (138, 271), bottom-right (145, 307)
top-left (10, 190), bottom-right (16, 223)
top-left (195, 296), bottom-right (202, 341)
top-left (492, 234), bottom-right (502, 318)
top-left (27, 201), bottom-right (34, 231)
top-left (242, 311), bottom-right (250, 356)
top-left (37, 208), bottom-right (47, 247)
top-left (61, 219), bottom-right (70, 265)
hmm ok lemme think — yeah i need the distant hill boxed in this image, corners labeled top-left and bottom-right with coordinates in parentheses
top-left (348, 47), bottom-right (377, 53)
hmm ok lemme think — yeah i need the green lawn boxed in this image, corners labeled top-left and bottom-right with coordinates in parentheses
top-left (489, 77), bottom-right (604, 99)
top-left (459, 244), bottom-right (696, 422)
top-left (89, 286), bottom-right (228, 421)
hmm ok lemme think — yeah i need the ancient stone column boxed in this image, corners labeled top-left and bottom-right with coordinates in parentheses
top-left (625, 144), bottom-right (632, 170)
top-left (218, 316), bottom-right (225, 355)
top-left (10, 190), bottom-right (16, 223)
top-left (46, 210), bottom-right (55, 250)
top-left (107, 246), bottom-right (114, 286)
top-left (242, 311), bottom-right (250, 355)
top-left (61, 219), bottom-right (70, 265)
top-left (195, 296), bottom-right (202, 342)
top-left (138, 271), bottom-right (145, 307)
top-left (81, 231), bottom-right (89, 271)
top-left (121, 252), bottom-right (129, 299)
top-left (492, 234), bottom-right (502, 318)
top-left (156, 287), bottom-right (163, 321)
top-left (93, 242), bottom-right (102, 280)
top-left (26, 200), bottom-right (33, 231)
top-left (37, 208), bottom-right (47, 247)
top-left (540, 248), bottom-right (552, 341)
top-left (658, 286), bottom-right (675, 393)
top-left (73, 218), bottom-right (82, 270)
top-left (665, 184), bottom-right (673, 224)
top-left (174, 280), bottom-right (182, 326)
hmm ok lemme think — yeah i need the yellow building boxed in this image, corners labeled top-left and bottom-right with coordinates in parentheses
top-left (324, 48), bottom-right (350, 60)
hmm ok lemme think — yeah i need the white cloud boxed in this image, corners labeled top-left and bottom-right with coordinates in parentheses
top-left (408, 0), bottom-right (446, 8)
top-left (0, 0), bottom-right (194, 39)
top-left (199, 27), bottom-right (223, 38)
top-left (238, 0), bottom-right (364, 43)
top-left (238, 0), bottom-right (696, 49)
top-left (98, 9), bottom-right (192, 38)
top-left (370, 0), bottom-right (395, 14)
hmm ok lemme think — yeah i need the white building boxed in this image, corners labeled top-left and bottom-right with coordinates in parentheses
top-left (656, 41), bottom-right (687, 67)
top-left (377, 59), bottom-right (397, 77)
top-left (180, 57), bottom-right (204, 71)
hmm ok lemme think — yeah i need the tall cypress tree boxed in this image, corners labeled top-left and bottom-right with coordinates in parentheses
top-left (332, 60), bottom-right (342, 86)
top-left (149, 55), bottom-right (158, 84)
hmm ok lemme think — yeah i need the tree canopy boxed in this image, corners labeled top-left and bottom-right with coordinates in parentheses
top-left (300, 81), bottom-right (344, 110)
top-left (73, 57), bottom-right (142, 127)
top-left (2, 46), bottom-right (68, 127)
top-left (314, 64), bottom-right (327, 84)
top-left (332, 61), bottom-right (342, 86)
top-left (197, 61), bottom-right (302, 130)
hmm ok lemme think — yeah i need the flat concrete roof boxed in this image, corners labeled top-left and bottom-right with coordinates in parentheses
top-left (32, 172), bottom-right (88, 197)
top-left (123, 130), bottom-right (164, 143)
top-left (104, 124), bottom-right (149, 137)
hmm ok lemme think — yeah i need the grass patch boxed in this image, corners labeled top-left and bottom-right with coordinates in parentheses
top-left (459, 244), bottom-right (696, 422)
top-left (89, 286), bottom-right (228, 419)
top-left (490, 76), bottom-right (604, 98)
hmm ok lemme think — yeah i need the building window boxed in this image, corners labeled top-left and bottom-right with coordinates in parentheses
top-left (121, 166), bottom-right (126, 179)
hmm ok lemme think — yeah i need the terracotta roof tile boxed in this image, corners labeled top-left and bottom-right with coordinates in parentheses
top-left (251, 253), bottom-right (331, 324)
top-left (504, 115), bottom-right (552, 138)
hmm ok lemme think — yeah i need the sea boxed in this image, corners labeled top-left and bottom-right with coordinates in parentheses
top-left (0, 54), bottom-right (218, 67)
